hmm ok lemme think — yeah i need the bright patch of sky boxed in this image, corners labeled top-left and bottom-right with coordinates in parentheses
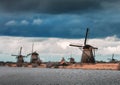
top-left (0, 36), bottom-right (120, 62)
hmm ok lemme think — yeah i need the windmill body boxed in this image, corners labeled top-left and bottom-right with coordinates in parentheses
top-left (70, 28), bottom-right (97, 63)
top-left (27, 52), bottom-right (41, 65)
top-left (12, 47), bottom-right (25, 67)
top-left (81, 45), bottom-right (95, 63)
top-left (17, 55), bottom-right (24, 63)
top-left (30, 52), bottom-right (41, 64)
top-left (27, 43), bottom-right (42, 67)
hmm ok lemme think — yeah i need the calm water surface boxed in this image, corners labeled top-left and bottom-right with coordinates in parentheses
top-left (0, 67), bottom-right (120, 85)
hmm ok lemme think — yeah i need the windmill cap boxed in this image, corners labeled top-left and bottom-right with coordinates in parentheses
top-left (32, 52), bottom-right (39, 55)
top-left (83, 45), bottom-right (98, 49)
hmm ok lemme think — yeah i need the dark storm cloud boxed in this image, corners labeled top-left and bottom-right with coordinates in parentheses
top-left (0, 0), bottom-right (120, 38)
top-left (0, 0), bottom-right (118, 14)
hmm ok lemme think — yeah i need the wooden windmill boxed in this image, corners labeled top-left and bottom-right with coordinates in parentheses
top-left (108, 54), bottom-right (118, 63)
top-left (26, 43), bottom-right (41, 67)
top-left (69, 28), bottom-right (98, 63)
top-left (12, 47), bottom-right (26, 67)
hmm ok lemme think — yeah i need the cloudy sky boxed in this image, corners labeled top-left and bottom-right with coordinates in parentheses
top-left (0, 0), bottom-right (120, 62)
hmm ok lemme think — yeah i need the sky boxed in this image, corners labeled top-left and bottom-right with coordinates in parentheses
top-left (0, 0), bottom-right (120, 62)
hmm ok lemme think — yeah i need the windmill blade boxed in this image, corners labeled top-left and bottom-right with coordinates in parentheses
top-left (26, 53), bottom-right (32, 56)
top-left (25, 43), bottom-right (35, 57)
top-left (92, 47), bottom-right (98, 49)
top-left (11, 54), bottom-right (18, 56)
top-left (90, 45), bottom-right (98, 49)
top-left (93, 47), bottom-right (98, 49)
top-left (26, 51), bottom-right (37, 57)
top-left (26, 51), bottom-right (36, 56)
top-left (69, 44), bottom-right (83, 47)
top-left (19, 47), bottom-right (22, 55)
top-left (84, 28), bottom-right (89, 46)
top-left (23, 56), bottom-right (26, 57)
top-left (112, 54), bottom-right (114, 58)
top-left (32, 43), bottom-right (34, 53)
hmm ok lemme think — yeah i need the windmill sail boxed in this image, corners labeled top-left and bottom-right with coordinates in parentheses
top-left (19, 47), bottom-right (22, 55)
top-left (32, 43), bottom-right (34, 53)
top-left (69, 44), bottom-right (83, 47)
top-left (84, 28), bottom-right (89, 46)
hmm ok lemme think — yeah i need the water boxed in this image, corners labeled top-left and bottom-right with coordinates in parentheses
top-left (0, 67), bottom-right (120, 85)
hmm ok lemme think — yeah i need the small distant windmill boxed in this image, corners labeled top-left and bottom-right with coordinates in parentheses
top-left (12, 47), bottom-right (26, 67)
top-left (26, 43), bottom-right (41, 67)
top-left (108, 54), bottom-right (118, 63)
top-left (68, 52), bottom-right (76, 64)
top-left (69, 28), bottom-right (98, 63)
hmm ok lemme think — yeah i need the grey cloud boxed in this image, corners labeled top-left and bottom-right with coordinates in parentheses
top-left (0, 0), bottom-right (118, 14)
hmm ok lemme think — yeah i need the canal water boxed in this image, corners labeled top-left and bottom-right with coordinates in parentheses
top-left (0, 67), bottom-right (120, 85)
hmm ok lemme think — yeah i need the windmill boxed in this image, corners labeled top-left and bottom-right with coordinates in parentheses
top-left (108, 54), bottom-right (118, 63)
top-left (69, 28), bottom-right (98, 63)
top-left (67, 51), bottom-right (75, 64)
top-left (11, 47), bottom-right (26, 67)
top-left (26, 43), bottom-right (41, 67)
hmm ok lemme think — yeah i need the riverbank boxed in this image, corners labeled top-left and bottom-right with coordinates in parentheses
top-left (64, 63), bottom-right (120, 70)
top-left (0, 62), bottom-right (120, 70)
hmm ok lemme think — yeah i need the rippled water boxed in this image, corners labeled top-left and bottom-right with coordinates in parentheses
top-left (0, 67), bottom-right (120, 85)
